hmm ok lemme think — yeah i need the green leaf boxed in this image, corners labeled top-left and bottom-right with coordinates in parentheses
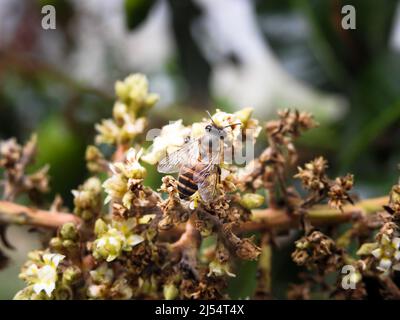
top-left (124, 0), bottom-right (156, 30)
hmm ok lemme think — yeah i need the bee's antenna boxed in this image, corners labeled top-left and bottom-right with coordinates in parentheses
top-left (206, 110), bottom-right (217, 126)
top-left (224, 123), bottom-right (241, 129)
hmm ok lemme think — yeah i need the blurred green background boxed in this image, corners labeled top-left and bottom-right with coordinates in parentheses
top-left (1, 0), bottom-right (400, 299)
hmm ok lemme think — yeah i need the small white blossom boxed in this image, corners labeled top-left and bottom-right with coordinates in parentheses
top-left (20, 253), bottom-right (65, 297)
top-left (142, 120), bottom-right (191, 165)
top-left (93, 218), bottom-right (144, 262)
top-left (371, 234), bottom-right (400, 273)
top-left (207, 260), bottom-right (236, 278)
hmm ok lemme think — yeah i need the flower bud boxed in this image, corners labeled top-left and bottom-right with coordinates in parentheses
top-left (62, 266), bottom-right (81, 285)
top-left (87, 284), bottom-right (106, 299)
top-left (115, 81), bottom-right (130, 101)
top-left (356, 242), bottom-right (378, 256)
top-left (163, 283), bottom-right (179, 300)
top-left (240, 193), bottom-right (264, 209)
top-left (62, 239), bottom-right (77, 250)
top-left (60, 223), bottom-right (78, 241)
top-left (94, 219), bottom-right (108, 236)
top-left (49, 237), bottom-right (63, 251)
top-left (234, 107), bottom-right (253, 125)
top-left (126, 163), bottom-right (146, 180)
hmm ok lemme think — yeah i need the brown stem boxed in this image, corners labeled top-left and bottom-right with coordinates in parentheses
top-left (161, 196), bottom-right (389, 239)
top-left (171, 218), bottom-right (200, 251)
top-left (0, 196), bottom-right (389, 234)
top-left (0, 201), bottom-right (81, 229)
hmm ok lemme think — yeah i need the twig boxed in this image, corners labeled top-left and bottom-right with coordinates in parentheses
top-left (162, 196), bottom-right (389, 238)
top-left (0, 201), bottom-right (81, 229)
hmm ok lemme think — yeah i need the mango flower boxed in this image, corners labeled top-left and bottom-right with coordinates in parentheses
top-left (371, 234), bottom-right (400, 273)
top-left (20, 253), bottom-right (65, 297)
top-left (93, 218), bottom-right (144, 262)
top-left (142, 120), bottom-right (191, 165)
top-left (207, 260), bottom-right (236, 278)
top-left (95, 74), bottom-right (158, 146)
top-left (114, 73), bottom-right (159, 113)
top-left (103, 148), bottom-right (146, 207)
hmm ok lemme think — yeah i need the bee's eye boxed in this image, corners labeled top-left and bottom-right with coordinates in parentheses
top-left (205, 125), bottom-right (212, 132)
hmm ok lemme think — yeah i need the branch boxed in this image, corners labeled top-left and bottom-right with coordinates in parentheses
top-left (161, 196), bottom-right (389, 239)
top-left (241, 196), bottom-right (389, 233)
top-left (0, 201), bottom-right (81, 229)
top-left (0, 196), bottom-right (388, 234)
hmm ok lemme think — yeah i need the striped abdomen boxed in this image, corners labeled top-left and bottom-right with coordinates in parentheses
top-left (177, 163), bottom-right (207, 199)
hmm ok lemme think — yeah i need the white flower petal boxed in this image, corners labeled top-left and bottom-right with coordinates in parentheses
top-left (50, 254), bottom-right (65, 267)
top-left (395, 250), bottom-right (400, 261)
top-left (44, 282), bottom-right (56, 297)
top-left (371, 248), bottom-right (382, 258)
top-left (377, 258), bottom-right (392, 272)
top-left (127, 234), bottom-right (144, 247)
top-left (392, 237), bottom-right (400, 249)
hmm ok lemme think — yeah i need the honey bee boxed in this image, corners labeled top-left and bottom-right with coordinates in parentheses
top-left (158, 113), bottom-right (239, 202)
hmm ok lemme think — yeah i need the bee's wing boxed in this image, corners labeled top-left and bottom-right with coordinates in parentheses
top-left (157, 139), bottom-right (200, 173)
top-left (194, 139), bottom-right (223, 202)
top-left (196, 165), bottom-right (220, 202)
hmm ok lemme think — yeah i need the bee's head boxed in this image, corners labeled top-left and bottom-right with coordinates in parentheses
top-left (205, 111), bottom-right (241, 140)
top-left (205, 123), bottom-right (227, 140)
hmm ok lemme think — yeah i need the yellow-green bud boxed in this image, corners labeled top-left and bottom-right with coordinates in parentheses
top-left (163, 283), bottom-right (179, 300)
top-left (115, 81), bottom-right (130, 101)
top-left (125, 162), bottom-right (147, 179)
top-left (27, 250), bottom-right (42, 262)
top-left (83, 177), bottom-right (102, 194)
top-left (13, 287), bottom-right (35, 300)
top-left (356, 242), bottom-right (379, 256)
top-left (94, 219), bottom-right (108, 236)
top-left (60, 223), bottom-right (78, 241)
top-left (240, 193), bottom-right (264, 209)
top-left (62, 239), bottom-right (77, 250)
top-left (49, 237), bottom-right (63, 251)
top-left (234, 107), bottom-right (253, 125)
top-left (81, 210), bottom-right (93, 221)
top-left (62, 266), bottom-right (81, 285)
top-left (86, 145), bottom-right (103, 162)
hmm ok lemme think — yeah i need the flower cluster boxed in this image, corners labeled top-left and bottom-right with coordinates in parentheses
top-left (0, 135), bottom-right (49, 201)
top-left (358, 223), bottom-right (400, 274)
top-left (85, 145), bottom-right (108, 173)
top-left (371, 233), bottom-right (400, 273)
top-left (103, 148), bottom-right (147, 209)
top-left (294, 157), bottom-right (328, 192)
top-left (15, 252), bottom-right (65, 299)
top-left (328, 174), bottom-right (354, 210)
top-left (96, 74), bottom-right (158, 146)
top-left (295, 157), bottom-right (354, 210)
top-left (9, 74), bottom-right (400, 301)
top-left (292, 231), bottom-right (343, 273)
top-left (72, 177), bottom-right (102, 221)
top-left (92, 218), bottom-right (144, 262)
top-left (87, 263), bottom-right (133, 299)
